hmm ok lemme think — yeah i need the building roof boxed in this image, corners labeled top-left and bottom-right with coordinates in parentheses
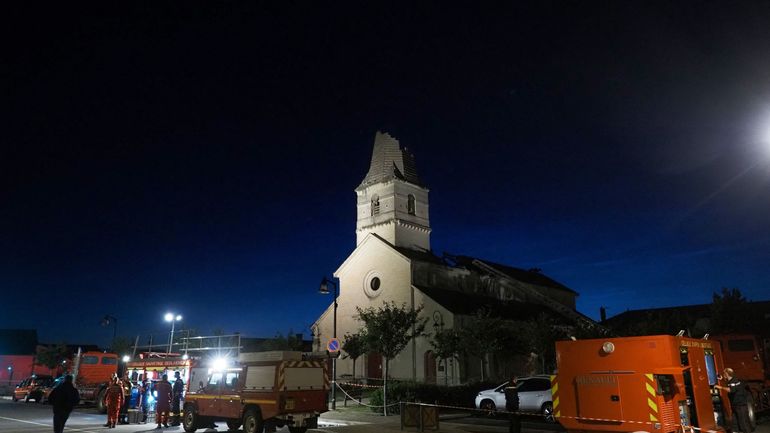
top-left (0, 329), bottom-right (39, 355)
top-left (416, 284), bottom-right (553, 320)
top-left (456, 255), bottom-right (577, 294)
top-left (357, 131), bottom-right (425, 189)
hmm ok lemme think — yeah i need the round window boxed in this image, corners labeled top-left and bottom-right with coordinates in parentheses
top-left (363, 270), bottom-right (383, 298)
top-left (370, 277), bottom-right (381, 291)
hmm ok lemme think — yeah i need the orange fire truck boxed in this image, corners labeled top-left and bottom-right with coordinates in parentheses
top-left (553, 335), bottom-right (732, 433)
top-left (70, 349), bottom-right (119, 413)
top-left (182, 351), bottom-right (328, 433)
top-left (713, 334), bottom-right (770, 429)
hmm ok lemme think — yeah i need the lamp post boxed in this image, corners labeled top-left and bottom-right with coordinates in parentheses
top-left (101, 315), bottom-right (118, 340)
top-left (6, 366), bottom-right (12, 386)
top-left (319, 276), bottom-right (338, 410)
top-left (165, 313), bottom-right (182, 354)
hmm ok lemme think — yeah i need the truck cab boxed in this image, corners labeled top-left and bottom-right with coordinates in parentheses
top-left (182, 351), bottom-right (328, 433)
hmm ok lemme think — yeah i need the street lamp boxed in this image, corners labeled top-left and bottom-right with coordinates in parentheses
top-left (318, 276), bottom-right (338, 410)
top-left (101, 315), bottom-right (118, 340)
top-left (7, 366), bottom-right (13, 385)
top-left (165, 313), bottom-right (182, 354)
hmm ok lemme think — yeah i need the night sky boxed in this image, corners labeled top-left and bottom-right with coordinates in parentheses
top-left (3, 2), bottom-right (770, 348)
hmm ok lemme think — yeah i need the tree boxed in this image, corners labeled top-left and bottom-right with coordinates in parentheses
top-left (458, 308), bottom-right (507, 381)
top-left (429, 327), bottom-right (462, 385)
top-left (515, 313), bottom-right (565, 374)
top-left (342, 332), bottom-right (367, 380)
top-left (262, 331), bottom-right (305, 351)
top-left (355, 301), bottom-right (428, 416)
top-left (109, 336), bottom-right (134, 357)
top-left (710, 287), bottom-right (752, 333)
top-left (35, 344), bottom-right (68, 370)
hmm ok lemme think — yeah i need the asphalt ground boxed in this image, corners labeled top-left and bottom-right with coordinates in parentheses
top-left (1, 397), bottom-right (768, 433)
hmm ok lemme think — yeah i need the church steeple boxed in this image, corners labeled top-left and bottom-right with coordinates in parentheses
top-left (355, 131), bottom-right (431, 250)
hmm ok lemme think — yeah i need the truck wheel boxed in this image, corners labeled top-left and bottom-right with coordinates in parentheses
top-left (226, 420), bottom-right (242, 431)
top-left (542, 401), bottom-right (555, 423)
top-left (747, 395), bottom-right (757, 431)
top-left (96, 388), bottom-right (108, 414)
top-left (288, 427), bottom-right (307, 433)
top-left (182, 405), bottom-right (198, 432)
top-left (243, 409), bottom-right (264, 433)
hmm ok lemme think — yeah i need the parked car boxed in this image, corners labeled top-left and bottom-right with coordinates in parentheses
top-left (40, 376), bottom-right (66, 403)
top-left (474, 375), bottom-right (555, 422)
top-left (12, 375), bottom-right (55, 403)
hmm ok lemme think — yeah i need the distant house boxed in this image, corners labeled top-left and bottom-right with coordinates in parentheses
top-left (312, 132), bottom-right (598, 384)
top-left (0, 329), bottom-right (43, 386)
top-left (603, 300), bottom-right (770, 338)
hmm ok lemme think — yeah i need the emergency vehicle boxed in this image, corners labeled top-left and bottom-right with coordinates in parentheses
top-left (125, 353), bottom-right (201, 391)
top-left (713, 334), bottom-right (770, 429)
top-left (70, 349), bottom-right (119, 413)
top-left (182, 351), bottom-right (328, 433)
top-left (553, 335), bottom-right (732, 433)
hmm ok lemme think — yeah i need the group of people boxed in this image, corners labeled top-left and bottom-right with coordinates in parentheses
top-left (47, 371), bottom-right (185, 432)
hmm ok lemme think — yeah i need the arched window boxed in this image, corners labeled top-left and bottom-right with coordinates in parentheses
top-left (407, 194), bottom-right (416, 215)
top-left (371, 195), bottom-right (380, 216)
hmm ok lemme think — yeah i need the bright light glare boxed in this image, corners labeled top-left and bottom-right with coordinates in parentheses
top-left (212, 357), bottom-right (228, 371)
top-left (182, 354), bottom-right (189, 360)
top-left (164, 313), bottom-right (174, 322)
top-left (122, 355), bottom-right (130, 363)
top-left (176, 315), bottom-right (182, 321)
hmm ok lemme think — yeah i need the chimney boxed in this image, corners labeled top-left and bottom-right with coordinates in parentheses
top-left (600, 306), bottom-right (607, 322)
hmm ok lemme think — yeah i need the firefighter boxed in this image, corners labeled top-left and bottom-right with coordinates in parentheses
top-left (104, 377), bottom-right (124, 428)
top-left (154, 374), bottom-right (173, 429)
top-left (504, 375), bottom-right (521, 433)
top-left (715, 368), bottom-right (751, 433)
top-left (170, 371), bottom-right (184, 426)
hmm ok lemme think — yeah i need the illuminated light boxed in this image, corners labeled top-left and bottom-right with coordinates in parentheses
top-left (182, 354), bottom-right (189, 360)
top-left (147, 395), bottom-right (155, 403)
top-left (212, 357), bottom-right (228, 371)
top-left (602, 342), bottom-right (615, 354)
top-left (164, 313), bottom-right (174, 322)
top-left (122, 355), bottom-right (130, 363)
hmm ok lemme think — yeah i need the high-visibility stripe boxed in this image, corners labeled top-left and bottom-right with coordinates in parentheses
top-left (243, 399), bottom-right (276, 405)
top-left (550, 375), bottom-right (560, 419)
top-left (646, 382), bottom-right (656, 397)
top-left (645, 372), bottom-right (659, 423)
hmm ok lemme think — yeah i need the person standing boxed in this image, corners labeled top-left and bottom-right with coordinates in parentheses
top-left (154, 374), bottom-right (173, 429)
top-left (48, 375), bottom-right (80, 433)
top-left (118, 374), bottom-right (131, 424)
top-left (139, 379), bottom-right (152, 424)
top-left (171, 371), bottom-right (185, 426)
top-left (104, 377), bottom-right (124, 428)
top-left (504, 375), bottom-right (521, 433)
top-left (715, 368), bottom-right (751, 433)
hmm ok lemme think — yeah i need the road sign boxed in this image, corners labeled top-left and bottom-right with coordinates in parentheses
top-left (327, 337), bottom-right (340, 353)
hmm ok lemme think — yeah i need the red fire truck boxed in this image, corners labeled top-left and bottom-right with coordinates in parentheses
top-left (713, 334), bottom-right (770, 429)
top-left (182, 351), bottom-right (328, 433)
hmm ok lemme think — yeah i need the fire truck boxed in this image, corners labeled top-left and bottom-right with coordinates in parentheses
top-left (182, 351), bottom-right (328, 433)
top-left (713, 334), bottom-right (770, 429)
top-left (70, 349), bottom-right (119, 413)
top-left (553, 335), bottom-right (732, 433)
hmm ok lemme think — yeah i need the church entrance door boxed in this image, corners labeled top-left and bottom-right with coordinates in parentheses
top-left (367, 352), bottom-right (382, 380)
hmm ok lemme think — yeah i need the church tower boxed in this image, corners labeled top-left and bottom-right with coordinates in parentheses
top-left (355, 131), bottom-right (431, 250)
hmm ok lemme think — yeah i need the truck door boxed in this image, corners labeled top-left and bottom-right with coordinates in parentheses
top-left (218, 369), bottom-right (242, 419)
top-left (199, 371), bottom-right (222, 417)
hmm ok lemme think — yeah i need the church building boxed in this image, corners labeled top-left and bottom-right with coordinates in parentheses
top-left (312, 131), bottom-right (589, 384)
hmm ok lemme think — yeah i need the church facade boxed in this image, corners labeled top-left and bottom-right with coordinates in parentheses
top-left (312, 131), bottom-right (584, 384)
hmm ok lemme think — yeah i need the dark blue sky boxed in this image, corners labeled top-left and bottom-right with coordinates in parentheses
top-left (3, 2), bottom-right (770, 347)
